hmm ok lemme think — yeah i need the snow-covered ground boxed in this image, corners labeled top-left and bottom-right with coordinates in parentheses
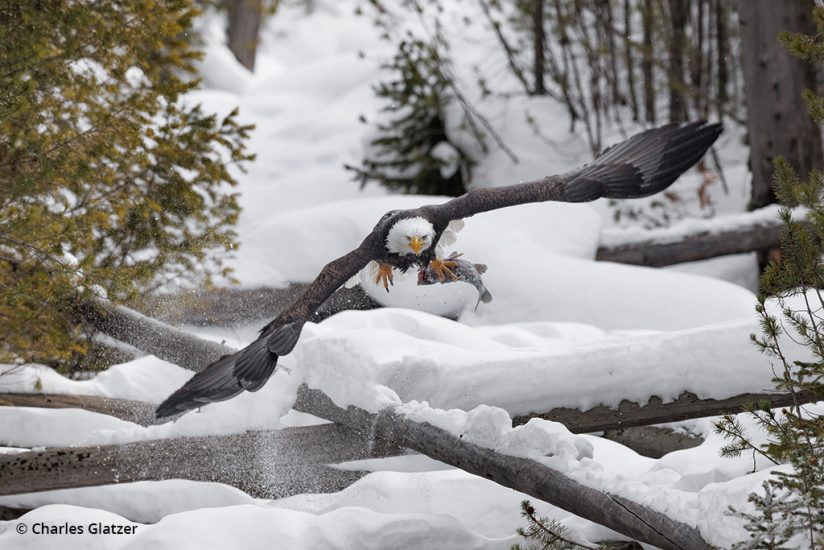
top-left (0, 1), bottom-right (815, 549)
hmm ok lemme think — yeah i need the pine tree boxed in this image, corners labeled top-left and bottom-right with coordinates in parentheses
top-left (347, 35), bottom-right (472, 197)
top-left (715, 7), bottom-right (824, 548)
top-left (512, 500), bottom-right (642, 549)
top-left (730, 482), bottom-right (796, 550)
top-left (512, 500), bottom-right (599, 550)
top-left (0, 0), bottom-right (253, 369)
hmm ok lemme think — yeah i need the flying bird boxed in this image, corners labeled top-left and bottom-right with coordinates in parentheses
top-left (156, 121), bottom-right (722, 418)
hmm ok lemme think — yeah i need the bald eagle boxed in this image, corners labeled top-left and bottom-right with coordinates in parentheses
top-left (156, 121), bottom-right (722, 418)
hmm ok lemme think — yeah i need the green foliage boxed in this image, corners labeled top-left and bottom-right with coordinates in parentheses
top-left (347, 34), bottom-right (472, 197)
top-left (730, 481), bottom-right (797, 550)
top-left (715, 8), bottom-right (824, 547)
top-left (715, 159), bottom-right (824, 550)
top-left (0, 0), bottom-right (254, 368)
top-left (512, 500), bottom-right (600, 550)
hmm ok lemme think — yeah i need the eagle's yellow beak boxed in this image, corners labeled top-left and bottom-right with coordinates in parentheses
top-left (409, 236), bottom-right (424, 255)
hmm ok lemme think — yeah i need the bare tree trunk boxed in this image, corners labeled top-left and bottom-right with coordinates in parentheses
top-left (227, 0), bottom-right (263, 71)
top-left (603, 0), bottom-right (621, 108)
top-left (667, 0), bottom-right (689, 123)
top-left (533, 0), bottom-right (547, 95)
top-left (624, 0), bottom-right (640, 121)
top-left (691, 0), bottom-right (706, 117)
top-left (715, 0), bottom-right (728, 121)
top-left (702, 0), bottom-right (714, 119)
top-left (642, 0), bottom-right (655, 123)
top-left (738, 0), bottom-right (823, 210)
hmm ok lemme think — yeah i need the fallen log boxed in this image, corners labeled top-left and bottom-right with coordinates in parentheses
top-left (0, 393), bottom-right (158, 426)
top-left (140, 284), bottom-right (381, 327)
top-left (65, 297), bottom-right (819, 431)
top-left (0, 423), bottom-right (400, 499)
top-left (596, 217), bottom-right (783, 266)
top-left (66, 296), bottom-right (715, 549)
top-left (1, 392), bottom-right (704, 459)
top-left (297, 387), bottom-right (710, 550)
top-left (71, 297), bottom-right (232, 374)
top-left (513, 390), bottom-right (817, 432)
top-left (602, 426), bottom-right (701, 459)
top-left (0, 505), bottom-right (29, 521)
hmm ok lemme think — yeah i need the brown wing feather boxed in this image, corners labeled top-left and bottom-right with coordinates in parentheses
top-left (424, 121), bottom-right (722, 223)
top-left (156, 235), bottom-right (380, 418)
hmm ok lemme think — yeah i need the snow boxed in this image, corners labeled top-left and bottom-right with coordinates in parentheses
top-left (0, 481), bottom-right (255, 524)
top-left (296, 308), bottom-right (792, 415)
top-left (0, 357), bottom-right (190, 403)
top-left (2, 1), bottom-right (817, 548)
top-left (272, 469), bottom-right (579, 542)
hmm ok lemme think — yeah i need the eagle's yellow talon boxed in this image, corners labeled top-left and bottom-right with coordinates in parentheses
top-left (429, 258), bottom-right (458, 283)
top-left (375, 263), bottom-right (394, 291)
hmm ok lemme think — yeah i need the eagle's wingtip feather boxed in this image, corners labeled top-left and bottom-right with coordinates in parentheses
top-left (155, 337), bottom-right (283, 418)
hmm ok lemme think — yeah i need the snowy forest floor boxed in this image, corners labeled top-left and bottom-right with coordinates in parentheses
top-left (0, 2), bottom-right (817, 549)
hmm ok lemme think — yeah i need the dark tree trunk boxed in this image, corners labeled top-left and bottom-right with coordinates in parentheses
top-left (715, 0), bottom-right (728, 121)
top-left (533, 0), bottom-right (547, 95)
top-left (738, 0), bottom-right (823, 210)
top-left (227, 0), bottom-right (263, 71)
top-left (603, 0), bottom-right (621, 107)
top-left (692, 0), bottom-right (705, 116)
top-left (624, 0), bottom-right (640, 121)
top-left (667, 0), bottom-right (689, 123)
top-left (642, 0), bottom-right (655, 123)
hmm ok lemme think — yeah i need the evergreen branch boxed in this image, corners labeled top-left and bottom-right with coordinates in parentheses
top-left (514, 500), bottom-right (600, 550)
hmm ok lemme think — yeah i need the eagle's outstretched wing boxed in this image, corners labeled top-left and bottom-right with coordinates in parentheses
top-left (423, 121), bottom-right (722, 223)
top-left (156, 121), bottom-right (722, 419)
top-left (155, 237), bottom-right (380, 418)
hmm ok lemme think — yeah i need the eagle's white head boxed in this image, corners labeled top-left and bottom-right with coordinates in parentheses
top-left (386, 216), bottom-right (435, 256)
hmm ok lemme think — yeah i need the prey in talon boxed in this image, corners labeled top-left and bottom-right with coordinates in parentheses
top-left (419, 252), bottom-right (493, 310)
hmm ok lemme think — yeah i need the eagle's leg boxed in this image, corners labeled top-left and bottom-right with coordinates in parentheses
top-left (375, 262), bottom-right (394, 291)
top-left (428, 257), bottom-right (459, 283)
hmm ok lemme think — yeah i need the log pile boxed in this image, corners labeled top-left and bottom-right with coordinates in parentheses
top-left (6, 296), bottom-right (808, 548)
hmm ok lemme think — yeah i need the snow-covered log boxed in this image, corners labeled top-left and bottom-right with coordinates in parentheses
top-left (2, 388), bottom-right (809, 439)
top-left (515, 390), bottom-right (816, 432)
top-left (0, 393), bottom-right (158, 426)
top-left (68, 297), bottom-right (717, 549)
top-left (596, 207), bottom-right (787, 266)
top-left (71, 298), bottom-right (234, 373)
top-left (67, 297), bottom-right (817, 430)
top-left (294, 387), bottom-right (710, 550)
top-left (0, 423), bottom-right (397, 498)
top-left (0, 392), bottom-right (704, 460)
